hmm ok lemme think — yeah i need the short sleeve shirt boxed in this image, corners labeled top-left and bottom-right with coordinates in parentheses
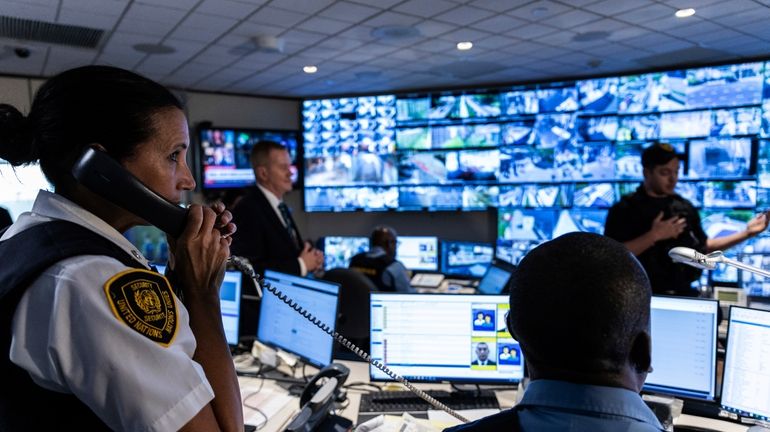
top-left (4, 191), bottom-right (214, 431)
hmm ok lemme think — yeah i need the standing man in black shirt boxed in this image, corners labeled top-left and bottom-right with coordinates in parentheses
top-left (605, 142), bottom-right (769, 296)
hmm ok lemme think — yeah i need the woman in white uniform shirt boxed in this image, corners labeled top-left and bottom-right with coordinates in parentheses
top-left (0, 66), bottom-right (242, 431)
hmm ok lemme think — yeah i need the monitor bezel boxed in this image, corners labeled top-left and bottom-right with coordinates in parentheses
top-left (720, 305), bottom-right (770, 422)
top-left (368, 292), bottom-right (523, 385)
top-left (396, 235), bottom-right (440, 272)
top-left (256, 270), bottom-right (341, 368)
top-left (196, 124), bottom-right (301, 191)
top-left (642, 295), bottom-right (719, 402)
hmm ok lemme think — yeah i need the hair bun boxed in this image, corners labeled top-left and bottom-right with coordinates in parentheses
top-left (0, 103), bottom-right (36, 165)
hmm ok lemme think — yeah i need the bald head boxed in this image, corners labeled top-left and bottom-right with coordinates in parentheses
top-left (371, 225), bottom-right (397, 258)
top-left (509, 232), bottom-right (651, 379)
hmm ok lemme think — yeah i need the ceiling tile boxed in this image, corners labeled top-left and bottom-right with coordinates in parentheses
top-left (58, 9), bottom-right (120, 29)
top-left (414, 20), bottom-right (456, 37)
top-left (296, 16), bottom-right (352, 35)
top-left (117, 18), bottom-right (174, 37)
top-left (580, 0), bottom-right (651, 16)
top-left (506, 1), bottom-right (573, 21)
top-left (468, 0), bottom-right (523, 13)
top-left (137, 0), bottom-right (200, 11)
top-left (2, 1), bottom-right (57, 21)
top-left (62, 0), bottom-right (127, 17)
top-left (476, 34), bottom-right (521, 50)
top-left (505, 22), bottom-right (559, 39)
top-left (194, 0), bottom-right (262, 19)
top-left (318, 1), bottom-right (382, 23)
top-left (393, 0), bottom-right (459, 18)
top-left (124, 3), bottom-right (189, 24)
top-left (694, 0), bottom-right (763, 19)
top-left (468, 14), bottom-right (528, 33)
top-left (364, 11), bottom-right (423, 27)
top-left (249, 6), bottom-right (310, 27)
top-left (346, 0), bottom-right (403, 8)
top-left (614, 3), bottom-right (675, 24)
top-left (171, 14), bottom-right (239, 43)
top-left (270, 0), bottom-right (335, 15)
top-left (433, 5), bottom-right (495, 26)
top-left (543, 9), bottom-right (603, 28)
top-left (437, 27), bottom-right (491, 42)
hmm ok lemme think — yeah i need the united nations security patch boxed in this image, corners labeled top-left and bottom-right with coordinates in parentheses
top-left (104, 269), bottom-right (178, 346)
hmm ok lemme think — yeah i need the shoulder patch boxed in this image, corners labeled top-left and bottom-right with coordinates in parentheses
top-left (104, 269), bottom-right (178, 346)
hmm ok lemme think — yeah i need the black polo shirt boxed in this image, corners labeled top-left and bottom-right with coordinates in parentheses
top-left (605, 185), bottom-right (707, 296)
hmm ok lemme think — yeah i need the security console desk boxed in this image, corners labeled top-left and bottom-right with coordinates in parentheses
top-left (238, 359), bottom-right (748, 432)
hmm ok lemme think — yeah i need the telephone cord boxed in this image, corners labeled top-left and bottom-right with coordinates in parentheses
top-left (227, 256), bottom-right (470, 423)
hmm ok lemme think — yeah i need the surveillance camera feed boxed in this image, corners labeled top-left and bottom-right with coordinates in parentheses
top-left (301, 60), bottom-right (770, 297)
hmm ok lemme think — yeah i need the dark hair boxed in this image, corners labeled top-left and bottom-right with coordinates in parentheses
top-left (249, 140), bottom-right (287, 169)
top-left (641, 142), bottom-right (680, 169)
top-left (509, 232), bottom-right (651, 374)
top-left (0, 65), bottom-right (182, 188)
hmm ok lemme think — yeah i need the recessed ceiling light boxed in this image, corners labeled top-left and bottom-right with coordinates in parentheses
top-left (303, 65), bottom-right (318, 74)
top-left (456, 41), bottom-right (473, 51)
top-left (675, 8), bottom-right (695, 18)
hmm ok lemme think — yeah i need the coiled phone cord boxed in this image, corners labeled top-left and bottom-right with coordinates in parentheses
top-left (228, 256), bottom-right (470, 424)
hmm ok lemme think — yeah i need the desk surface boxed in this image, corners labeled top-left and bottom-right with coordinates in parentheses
top-left (239, 358), bottom-right (749, 432)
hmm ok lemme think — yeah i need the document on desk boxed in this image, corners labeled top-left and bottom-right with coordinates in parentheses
top-left (240, 383), bottom-right (295, 426)
top-left (427, 409), bottom-right (501, 428)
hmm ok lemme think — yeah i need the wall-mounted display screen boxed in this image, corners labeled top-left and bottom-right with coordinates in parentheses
top-left (199, 127), bottom-right (299, 190)
top-left (302, 60), bottom-right (770, 214)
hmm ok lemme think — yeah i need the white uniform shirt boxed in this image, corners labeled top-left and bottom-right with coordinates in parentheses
top-left (3, 190), bottom-right (214, 432)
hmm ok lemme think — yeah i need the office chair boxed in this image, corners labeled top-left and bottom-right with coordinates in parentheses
top-left (321, 268), bottom-right (376, 358)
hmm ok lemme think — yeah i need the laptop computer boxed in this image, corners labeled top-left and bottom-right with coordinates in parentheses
top-left (476, 260), bottom-right (516, 295)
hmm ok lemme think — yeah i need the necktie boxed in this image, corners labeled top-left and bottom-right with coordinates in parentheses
top-left (277, 202), bottom-right (300, 249)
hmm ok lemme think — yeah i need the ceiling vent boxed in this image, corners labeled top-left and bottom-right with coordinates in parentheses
top-left (371, 25), bottom-right (421, 40)
top-left (0, 15), bottom-right (104, 49)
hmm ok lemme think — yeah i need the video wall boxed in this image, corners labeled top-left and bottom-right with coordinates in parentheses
top-left (302, 60), bottom-right (770, 295)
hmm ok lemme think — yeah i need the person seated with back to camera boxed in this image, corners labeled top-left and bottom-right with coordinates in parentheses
top-left (349, 225), bottom-right (414, 293)
top-left (445, 232), bottom-right (664, 432)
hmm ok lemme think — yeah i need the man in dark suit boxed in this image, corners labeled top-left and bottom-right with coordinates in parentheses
top-left (230, 141), bottom-right (323, 277)
top-left (471, 342), bottom-right (496, 366)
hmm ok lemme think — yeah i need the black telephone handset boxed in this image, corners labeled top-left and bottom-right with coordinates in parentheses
top-left (286, 363), bottom-right (351, 432)
top-left (299, 363), bottom-right (349, 407)
top-left (71, 146), bottom-right (188, 238)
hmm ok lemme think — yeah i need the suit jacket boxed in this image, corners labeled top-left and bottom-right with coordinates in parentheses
top-left (230, 187), bottom-right (303, 276)
top-left (472, 359), bottom-right (496, 366)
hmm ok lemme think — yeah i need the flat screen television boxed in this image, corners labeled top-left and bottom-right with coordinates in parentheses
top-left (198, 126), bottom-right (299, 190)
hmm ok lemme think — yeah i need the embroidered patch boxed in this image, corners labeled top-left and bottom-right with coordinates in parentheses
top-left (104, 269), bottom-right (178, 346)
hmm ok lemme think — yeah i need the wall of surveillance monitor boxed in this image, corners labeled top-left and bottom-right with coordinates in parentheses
top-left (303, 60), bottom-right (770, 297)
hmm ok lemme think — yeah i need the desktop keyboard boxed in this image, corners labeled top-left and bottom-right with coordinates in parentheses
top-left (358, 389), bottom-right (500, 415)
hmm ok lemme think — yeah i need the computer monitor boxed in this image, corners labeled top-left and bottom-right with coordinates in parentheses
top-left (322, 235), bottom-right (369, 270)
top-left (477, 261), bottom-right (515, 295)
top-left (154, 264), bottom-right (242, 347)
top-left (396, 236), bottom-right (438, 271)
top-left (721, 306), bottom-right (770, 423)
top-left (644, 296), bottom-right (719, 401)
top-left (369, 293), bottom-right (523, 384)
top-left (257, 270), bottom-right (340, 368)
top-left (440, 240), bottom-right (494, 278)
